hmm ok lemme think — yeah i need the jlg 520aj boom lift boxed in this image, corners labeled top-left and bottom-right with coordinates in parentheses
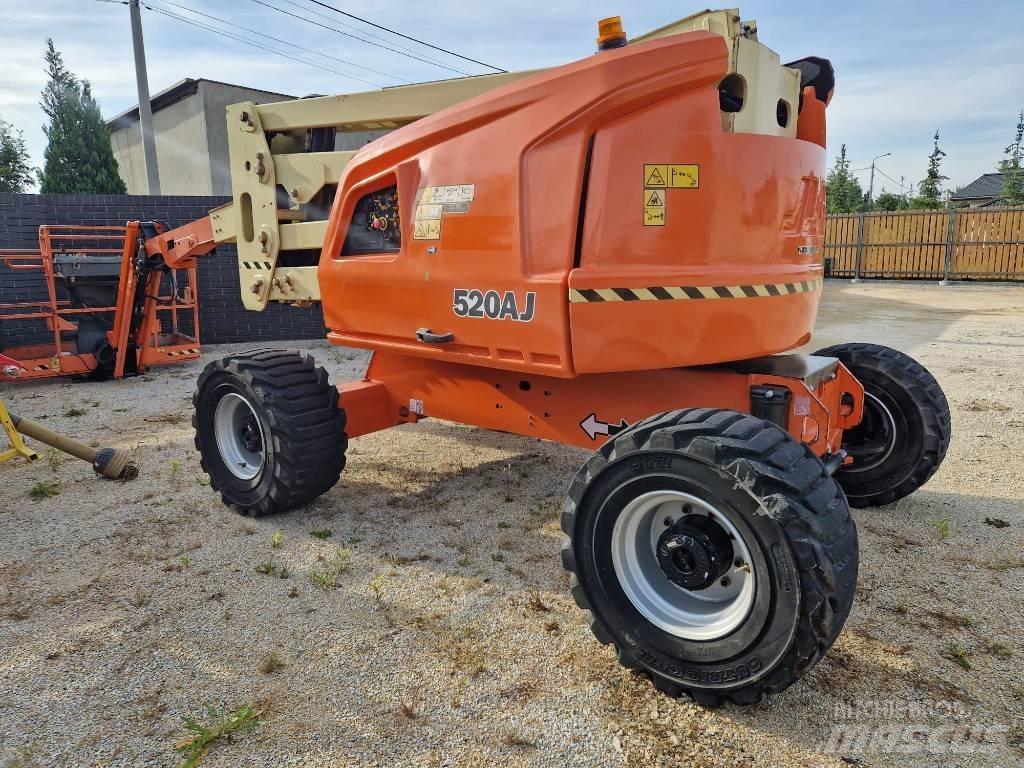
top-left (108, 10), bottom-right (953, 705)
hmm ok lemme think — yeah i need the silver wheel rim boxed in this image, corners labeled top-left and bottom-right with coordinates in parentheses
top-left (214, 392), bottom-right (266, 481)
top-left (611, 490), bottom-right (756, 641)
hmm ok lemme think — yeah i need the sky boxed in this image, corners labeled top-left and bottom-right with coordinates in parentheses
top-left (2, 0), bottom-right (1023, 195)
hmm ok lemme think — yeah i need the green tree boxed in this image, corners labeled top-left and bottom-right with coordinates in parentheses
top-left (826, 144), bottom-right (865, 213)
top-left (0, 115), bottom-right (34, 192)
top-left (38, 39), bottom-right (126, 194)
top-left (910, 130), bottom-right (947, 209)
top-left (999, 110), bottom-right (1024, 205)
top-left (873, 189), bottom-right (909, 211)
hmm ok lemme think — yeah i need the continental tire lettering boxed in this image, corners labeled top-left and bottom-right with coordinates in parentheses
top-left (627, 456), bottom-right (672, 473)
top-left (772, 543), bottom-right (793, 592)
top-left (638, 650), bottom-right (763, 683)
top-left (453, 289), bottom-right (536, 322)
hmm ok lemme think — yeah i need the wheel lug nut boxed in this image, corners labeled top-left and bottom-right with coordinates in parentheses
top-left (720, 577), bottom-right (731, 587)
top-left (663, 517), bottom-right (672, 526)
top-left (734, 558), bottom-right (744, 568)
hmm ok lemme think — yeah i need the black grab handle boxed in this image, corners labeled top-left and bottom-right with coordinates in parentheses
top-left (416, 328), bottom-right (454, 344)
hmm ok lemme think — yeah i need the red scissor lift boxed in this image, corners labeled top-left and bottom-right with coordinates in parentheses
top-left (0, 224), bottom-right (200, 382)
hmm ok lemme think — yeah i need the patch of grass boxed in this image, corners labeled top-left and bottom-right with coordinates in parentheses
top-left (174, 703), bottom-right (261, 768)
top-left (368, 574), bottom-right (387, 602)
top-left (255, 560), bottom-right (290, 579)
top-left (46, 449), bottom-right (62, 472)
top-left (310, 547), bottom-right (351, 589)
top-left (497, 520), bottom-right (512, 529)
top-left (169, 459), bottom-right (183, 483)
top-left (309, 529), bottom-right (333, 540)
top-left (930, 519), bottom-right (951, 540)
top-left (162, 555), bottom-right (191, 572)
top-left (491, 552), bottom-right (505, 563)
top-left (2, 742), bottom-right (41, 768)
top-left (194, 473), bottom-right (211, 487)
top-left (27, 480), bottom-right (60, 501)
top-left (129, 589), bottom-right (152, 607)
top-left (943, 643), bottom-right (972, 670)
top-left (929, 609), bottom-right (974, 629)
top-left (258, 652), bottom-right (285, 674)
top-left (63, 408), bottom-right (84, 418)
top-left (981, 640), bottom-right (1013, 659)
top-left (269, 531), bottom-right (283, 549)
top-left (1013, 686), bottom-right (1024, 701)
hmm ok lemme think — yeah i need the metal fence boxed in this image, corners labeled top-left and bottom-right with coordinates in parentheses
top-left (824, 206), bottom-right (1024, 281)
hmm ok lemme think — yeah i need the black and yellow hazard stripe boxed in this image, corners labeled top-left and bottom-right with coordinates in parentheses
top-left (568, 278), bottom-right (822, 304)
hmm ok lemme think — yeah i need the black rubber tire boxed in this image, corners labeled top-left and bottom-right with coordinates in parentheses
top-left (814, 342), bottom-right (951, 508)
top-left (193, 349), bottom-right (347, 516)
top-left (560, 408), bottom-right (857, 707)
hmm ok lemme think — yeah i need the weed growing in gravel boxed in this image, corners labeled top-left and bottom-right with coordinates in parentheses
top-left (130, 590), bottom-right (152, 607)
top-left (931, 519), bottom-right (951, 540)
top-left (194, 473), bottom-right (210, 487)
top-left (310, 547), bottom-right (351, 588)
top-left (258, 652), bottom-right (285, 674)
top-left (981, 640), bottom-right (1013, 658)
top-left (1013, 687), bottom-right (1024, 700)
top-left (169, 460), bottom-right (183, 483)
top-left (368, 574), bottom-right (387, 602)
top-left (501, 463), bottom-right (515, 503)
top-left (63, 407), bottom-right (84, 418)
top-left (27, 480), bottom-right (60, 500)
top-left (269, 531), bottom-right (283, 549)
top-left (396, 688), bottom-right (421, 721)
top-left (175, 703), bottom-right (260, 768)
top-left (456, 557), bottom-right (471, 567)
top-left (497, 520), bottom-right (512, 529)
top-left (46, 449), bottom-right (62, 472)
top-left (987, 557), bottom-right (1024, 572)
top-left (309, 529), bottom-right (333, 540)
top-left (943, 644), bottom-right (972, 670)
top-left (525, 591), bottom-right (551, 613)
top-left (502, 730), bottom-right (537, 749)
top-left (163, 555), bottom-right (191, 572)
top-left (491, 552), bottom-right (505, 562)
top-left (255, 560), bottom-right (290, 579)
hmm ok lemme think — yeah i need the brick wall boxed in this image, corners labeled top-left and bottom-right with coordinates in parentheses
top-left (0, 193), bottom-right (326, 350)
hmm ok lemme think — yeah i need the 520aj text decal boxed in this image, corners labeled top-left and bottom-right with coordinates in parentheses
top-left (453, 289), bottom-right (536, 322)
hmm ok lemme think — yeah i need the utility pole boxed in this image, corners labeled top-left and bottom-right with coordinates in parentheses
top-left (867, 152), bottom-right (891, 208)
top-left (129, 0), bottom-right (161, 195)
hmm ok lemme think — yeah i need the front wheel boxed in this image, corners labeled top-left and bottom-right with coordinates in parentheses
top-left (193, 349), bottom-right (347, 516)
top-left (561, 408), bottom-right (858, 707)
top-left (814, 342), bottom-right (951, 508)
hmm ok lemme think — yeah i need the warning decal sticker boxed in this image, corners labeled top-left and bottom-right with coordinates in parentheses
top-left (642, 164), bottom-right (699, 226)
top-left (414, 184), bottom-right (476, 240)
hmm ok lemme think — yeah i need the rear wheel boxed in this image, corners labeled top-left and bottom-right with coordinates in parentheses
top-left (814, 342), bottom-right (950, 507)
top-left (561, 408), bottom-right (857, 706)
top-left (193, 349), bottom-right (346, 516)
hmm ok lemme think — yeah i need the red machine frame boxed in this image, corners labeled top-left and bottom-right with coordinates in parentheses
top-left (0, 224), bottom-right (200, 381)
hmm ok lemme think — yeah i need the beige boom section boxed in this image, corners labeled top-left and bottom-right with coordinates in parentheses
top-left (210, 72), bottom-right (536, 310)
top-left (205, 9), bottom-right (800, 311)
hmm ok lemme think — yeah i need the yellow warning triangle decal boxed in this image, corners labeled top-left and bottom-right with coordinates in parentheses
top-left (646, 167), bottom-right (666, 186)
top-left (645, 190), bottom-right (665, 207)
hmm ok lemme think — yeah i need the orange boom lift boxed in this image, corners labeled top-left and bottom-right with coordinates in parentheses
top-left (9, 11), bottom-right (953, 706)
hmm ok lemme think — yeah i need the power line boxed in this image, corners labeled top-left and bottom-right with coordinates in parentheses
top-left (301, 0), bottom-right (506, 73)
top-left (245, 0), bottom-right (474, 77)
top-left (274, 0), bottom-right (482, 72)
top-left (142, 5), bottom-right (386, 88)
top-left (150, 0), bottom-right (410, 84)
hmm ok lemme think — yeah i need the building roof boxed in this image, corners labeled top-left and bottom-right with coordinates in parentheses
top-left (950, 172), bottom-right (1006, 200)
top-left (107, 78), bottom-right (295, 130)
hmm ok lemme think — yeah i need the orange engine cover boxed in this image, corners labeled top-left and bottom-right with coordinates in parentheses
top-left (318, 31), bottom-right (827, 378)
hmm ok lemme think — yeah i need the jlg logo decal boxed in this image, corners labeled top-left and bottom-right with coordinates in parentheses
top-left (453, 289), bottom-right (536, 322)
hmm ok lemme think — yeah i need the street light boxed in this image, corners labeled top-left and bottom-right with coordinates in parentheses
top-left (868, 152), bottom-right (891, 206)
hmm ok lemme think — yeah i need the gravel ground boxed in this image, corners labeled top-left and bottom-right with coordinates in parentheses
top-left (1, 280), bottom-right (1022, 768)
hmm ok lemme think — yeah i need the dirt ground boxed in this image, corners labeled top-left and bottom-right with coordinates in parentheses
top-left (1, 281), bottom-right (1022, 768)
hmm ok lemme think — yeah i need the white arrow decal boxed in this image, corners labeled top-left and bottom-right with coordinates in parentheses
top-left (580, 413), bottom-right (630, 441)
